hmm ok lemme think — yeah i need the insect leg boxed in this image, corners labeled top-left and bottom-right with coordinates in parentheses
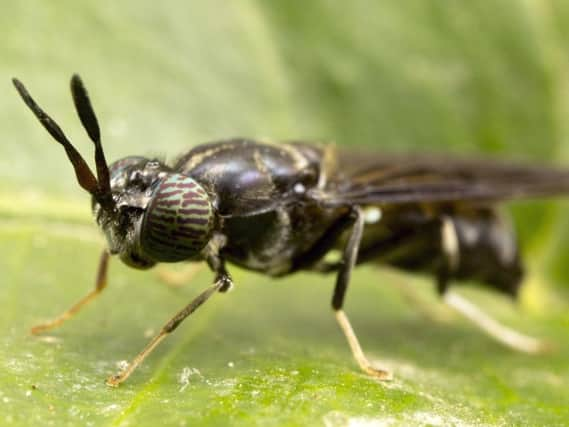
top-left (385, 275), bottom-right (454, 323)
top-left (333, 207), bottom-right (392, 380)
top-left (31, 249), bottom-right (110, 335)
top-left (442, 291), bottom-right (552, 354)
top-left (156, 263), bottom-right (204, 288)
top-left (106, 271), bottom-right (230, 387)
top-left (438, 217), bottom-right (551, 354)
top-left (437, 216), bottom-right (460, 295)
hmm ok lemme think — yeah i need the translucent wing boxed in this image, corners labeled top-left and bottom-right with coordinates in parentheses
top-left (313, 150), bottom-right (569, 207)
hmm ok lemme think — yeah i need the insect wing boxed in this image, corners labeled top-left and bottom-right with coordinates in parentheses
top-left (313, 151), bottom-right (569, 206)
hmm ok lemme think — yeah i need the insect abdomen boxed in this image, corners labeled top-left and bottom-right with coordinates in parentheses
top-left (358, 207), bottom-right (523, 297)
top-left (449, 211), bottom-right (523, 297)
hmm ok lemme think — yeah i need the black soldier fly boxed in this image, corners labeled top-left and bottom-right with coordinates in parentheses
top-left (13, 75), bottom-right (569, 386)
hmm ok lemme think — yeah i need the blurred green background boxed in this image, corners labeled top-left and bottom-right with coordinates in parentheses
top-left (1, 1), bottom-right (568, 426)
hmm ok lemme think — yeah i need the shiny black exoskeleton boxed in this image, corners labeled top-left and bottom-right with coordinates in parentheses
top-left (173, 139), bottom-right (524, 297)
top-left (14, 75), bottom-right (569, 386)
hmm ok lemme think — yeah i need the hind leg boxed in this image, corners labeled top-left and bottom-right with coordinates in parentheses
top-left (438, 216), bottom-right (552, 354)
top-left (442, 291), bottom-right (552, 354)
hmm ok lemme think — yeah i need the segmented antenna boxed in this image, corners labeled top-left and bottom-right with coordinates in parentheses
top-left (12, 76), bottom-right (114, 210)
top-left (70, 74), bottom-right (111, 196)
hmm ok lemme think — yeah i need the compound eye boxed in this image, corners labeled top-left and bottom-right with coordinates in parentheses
top-left (140, 174), bottom-right (214, 262)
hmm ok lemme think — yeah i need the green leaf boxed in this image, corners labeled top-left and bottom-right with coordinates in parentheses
top-left (1, 1), bottom-right (568, 426)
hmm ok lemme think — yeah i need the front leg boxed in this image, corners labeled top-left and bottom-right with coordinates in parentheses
top-left (107, 253), bottom-right (232, 387)
top-left (31, 249), bottom-right (110, 334)
top-left (205, 234), bottom-right (233, 293)
top-left (332, 207), bottom-right (392, 380)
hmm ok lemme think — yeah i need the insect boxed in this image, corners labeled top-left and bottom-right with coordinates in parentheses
top-left (13, 75), bottom-right (569, 386)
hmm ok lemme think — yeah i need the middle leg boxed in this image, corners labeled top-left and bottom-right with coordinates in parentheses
top-left (332, 206), bottom-right (392, 380)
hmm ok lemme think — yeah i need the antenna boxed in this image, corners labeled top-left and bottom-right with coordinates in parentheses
top-left (13, 76), bottom-right (114, 210)
top-left (70, 74), bottom-right (111, 195)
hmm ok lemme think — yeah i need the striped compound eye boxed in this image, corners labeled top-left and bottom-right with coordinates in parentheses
top-left (140, 174), bottom-right (214, 262)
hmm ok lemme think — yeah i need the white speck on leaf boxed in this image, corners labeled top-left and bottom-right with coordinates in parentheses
top-left (178, 367), bottom-right (202, 392)
top-left (323, 410), bottom-right (476, 427)
top-left (101, 404), bottom-right (120, 415)
top-left (68, 406), bottom-right (81, 417)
